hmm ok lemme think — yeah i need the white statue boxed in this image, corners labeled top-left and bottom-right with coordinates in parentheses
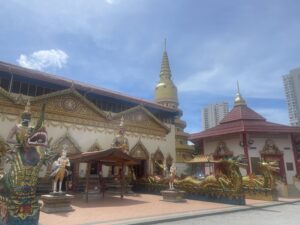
top-left (169, 163), bottom-right (176, 190)
top-left (50, 147), bottom-right (70, 193)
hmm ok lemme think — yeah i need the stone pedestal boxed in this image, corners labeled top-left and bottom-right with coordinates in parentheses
top-left (40, 193), bottom-right (74, 213)
top-left (161, 189), bottom-right (186, 202)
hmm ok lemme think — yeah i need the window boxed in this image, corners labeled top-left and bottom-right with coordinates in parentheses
top-left (0, 78), bottom-right (9, 91)
top-left (286, 162), bottom-right (294, 171)
top-left (28, 84), bottom-right (36, 96)
top-left (44, 88), bottom-right (51, 94)
top-left (90, 162), bottom-right (98, 175)
top-left (20, 82), bottom-right (29, 95)
top-left (296, 141), bottom-right (300, 160)
top-left (12, 81), bottom-right (21, 93)
top-left (36, 87), bottom-right (43, 96)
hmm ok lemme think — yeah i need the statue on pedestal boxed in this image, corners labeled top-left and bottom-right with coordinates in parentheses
top-left (169, 163), bottom-right (176, 190)
top-left (50, 146), bottom-right (70, 193)
top-left (112, 116), bottom-right (129, 154)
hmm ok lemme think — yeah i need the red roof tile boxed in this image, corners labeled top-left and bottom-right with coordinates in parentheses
top-left (220, 105), bottom-right (265, 123)
top-left (190, 105), bottom-right (300, 141)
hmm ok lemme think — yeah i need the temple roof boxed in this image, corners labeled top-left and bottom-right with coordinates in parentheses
top-left (190, 120), bottom-right (300, 141)
top-left (220, 105), bottom-right (266, 124)
top-left (0, 61), bottom-right (178, 114)
top-left (190, 88), bottom-right (300, 142)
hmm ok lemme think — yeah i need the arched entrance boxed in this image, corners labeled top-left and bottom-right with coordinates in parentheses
top-left (130, 140), bottom-right (149, 179)
top-left (87, 140), bottom-right (102, 176)
top-left (260, 139), bottom-right (286, 183)
top-left (152, 148), bottom-right (164, 175)
top-left (166, 154), bottom-right (173, 171)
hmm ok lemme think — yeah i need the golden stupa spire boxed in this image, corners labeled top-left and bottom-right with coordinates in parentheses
top-left (234, 81), bottom-right (246, 106)
top-left (155, 39), bottom-right (178, 108)
top-left (160, 39), bottom-right (172, 79)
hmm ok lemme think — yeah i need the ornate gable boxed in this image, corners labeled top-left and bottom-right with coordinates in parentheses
top-left (31, 88), bottom-right (107, 125)
top-left (87, 140), bottom-right (102, 152)
top-left (130, 140), bottom-right (149, 159)
top-left (112, 105), bottom-right (170, 137)
top-left (260, 139), bottom-right (282, 155)
top-left (152, 148), bottom-right (164, 161)
top-left (52, 132), bottom-right (81, 156)
top-left (166, 154), bottom-right (173, 165)
top-left (213, 141), bottom-right (233, 158)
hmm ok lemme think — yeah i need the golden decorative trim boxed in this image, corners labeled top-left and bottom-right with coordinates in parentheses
top-left (214, 141), bottom-right (233, 157)
top-left (0, 89), bottom-right (168, 137)
top-left (87, 140), bottom-right (102, 152)
top-left (52, 132), bottom-right (82, 155)
top-left (260, 139), bottom-right (283, 155)
top-left (130, 140), bottom-right (149, 159)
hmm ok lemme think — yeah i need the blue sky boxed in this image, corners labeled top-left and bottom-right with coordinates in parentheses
top-left (1, 0), bottom-right (300, 133)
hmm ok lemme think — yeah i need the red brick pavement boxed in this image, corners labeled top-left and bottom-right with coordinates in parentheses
top-left (38, 194), bottom-right (274, 225)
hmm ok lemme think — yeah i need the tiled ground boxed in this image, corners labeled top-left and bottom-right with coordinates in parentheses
top-left (38, 194), bottom-right (279, 225)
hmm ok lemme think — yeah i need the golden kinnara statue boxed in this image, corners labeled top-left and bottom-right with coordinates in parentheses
top-left (112, 116), bottom-right (129, 154)
top-left (50, 146), bottom-right (70, 193)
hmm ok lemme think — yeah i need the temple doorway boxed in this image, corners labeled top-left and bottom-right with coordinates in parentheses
top-left (260, 139), bottom-right (287, 183)
top-left (152, 148), bottom-right (164, 176)
top-left (129, 140), bottom-right (149, 178)
top-left (133, 159), bottom-right (147, 179)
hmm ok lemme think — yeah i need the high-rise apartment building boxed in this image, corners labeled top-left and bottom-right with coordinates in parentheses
top-left (283, 68), bottom-right (300, 126)
top-left (202, 102), bottom-right (229, 130)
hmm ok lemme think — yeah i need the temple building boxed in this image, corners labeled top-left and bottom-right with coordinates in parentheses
top-left (154, 44), bottom-right (194, 173)
top-left (0, 46), bottom-right (191, 189)
top-left (189, 86), bottom-right (300, 197)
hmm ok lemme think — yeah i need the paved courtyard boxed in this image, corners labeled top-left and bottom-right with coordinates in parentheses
top-left (39, 194), bottom-right (299, 225)
top-left (158, 201), bottom-right (300, 225)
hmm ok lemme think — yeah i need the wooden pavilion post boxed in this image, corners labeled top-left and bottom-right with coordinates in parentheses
top-left (72, 162), bottom-right (80, 192)
top-left (120, 162), bottom-right (124, 199)
top-left (85, 162), bottom-right (91, 203)
top-left (97, 162), bottom-right (105, 198)
top-left (242, 132), bottom-right (250, 174)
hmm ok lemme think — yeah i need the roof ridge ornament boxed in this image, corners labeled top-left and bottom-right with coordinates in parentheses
top-left (234, 81), bottom-right (246, 107)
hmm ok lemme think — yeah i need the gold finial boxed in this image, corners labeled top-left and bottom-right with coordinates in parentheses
top-left (234, 81), bottom-right (246, 106)
top-left (164, 38), bottom-right (167, 52)
top-left (24, 100), bottom-right (31, 114)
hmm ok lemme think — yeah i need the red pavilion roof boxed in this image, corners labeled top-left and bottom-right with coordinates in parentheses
top-left (190, 104), bottom-right (300, 142)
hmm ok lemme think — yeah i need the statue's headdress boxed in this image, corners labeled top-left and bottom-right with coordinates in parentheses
top-left (21, 100), bottom-right (32, 123)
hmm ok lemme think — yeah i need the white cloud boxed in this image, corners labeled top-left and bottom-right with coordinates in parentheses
top-left (17, 49), bottom-right (68, 70)
top-left (105, 0), bottom-right (115, 4)
top-left (177, 64), bottom-right (236, 96)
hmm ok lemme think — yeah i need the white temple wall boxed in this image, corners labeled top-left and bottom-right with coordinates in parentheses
top-left (250, 134), bottom-right (296, 184)
top-left (202, 134), bottom-right (297, 184)
top-left (203, 135), bottom-right (242, 156)
top-left (0, 115), bottom-right (176, 178)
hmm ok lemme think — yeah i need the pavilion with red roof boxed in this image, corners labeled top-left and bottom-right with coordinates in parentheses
top-left (189, 87), bottom-right (300, 196)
